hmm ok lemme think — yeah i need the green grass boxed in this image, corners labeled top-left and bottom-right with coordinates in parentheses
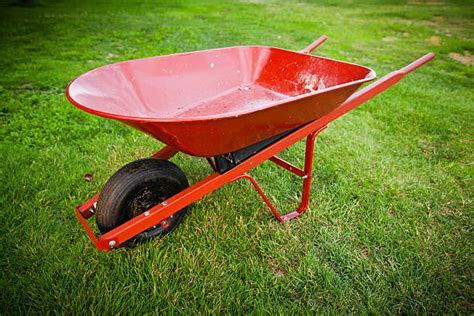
top-left (1, 0), bottom-right (473, 314)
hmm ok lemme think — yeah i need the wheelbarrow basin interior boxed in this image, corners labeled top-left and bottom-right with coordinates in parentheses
top-left (67, 46), bottom-right (375, 156)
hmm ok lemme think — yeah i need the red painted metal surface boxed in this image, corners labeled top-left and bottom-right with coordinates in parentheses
top-left (232, 127), bottom-right (324, 222)
top-left (300, 35), bottom-right (328, 54)
top-left (269, 156), bottom-right (306, 177)
top-left (73, 50), bottom-right (434, 251)
top-left (67, 36), bottom-right (374, 157)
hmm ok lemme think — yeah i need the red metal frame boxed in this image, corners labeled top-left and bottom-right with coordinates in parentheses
top-left (231, 128), bottom-right (324, 222)
top-left (75, 51), bottom-right (434, 251)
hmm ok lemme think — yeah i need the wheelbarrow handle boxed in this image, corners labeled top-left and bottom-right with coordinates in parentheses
top-left (300, 35), bottom-right (328, 54)
top-left (332, 52), bottom-right (435, 121)
top-left (399, 52), bottom-right (435, 74)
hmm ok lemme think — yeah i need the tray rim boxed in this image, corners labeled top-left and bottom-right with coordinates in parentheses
top-left (66, 46), bottom-right (376, 123)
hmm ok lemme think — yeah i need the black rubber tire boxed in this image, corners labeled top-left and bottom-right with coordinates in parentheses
top-left (96, 158), bottom-right (189, 247)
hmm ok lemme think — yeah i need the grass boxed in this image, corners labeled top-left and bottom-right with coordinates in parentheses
top-left (0, 0), bottom-right (473, 313)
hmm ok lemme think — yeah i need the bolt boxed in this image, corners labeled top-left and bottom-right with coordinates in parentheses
top-left (89, 202), bottom-right (97, 214)
top-left (302, 175), bottom-right (308, 179)
top-left (170, 215), bottom-right (174, 219)
top-left (108, 240), bottom-right (116, 248)
top-left (162, 201), bottom-right (168, 206)
top-left (144, 211), bottom-right (150, 216)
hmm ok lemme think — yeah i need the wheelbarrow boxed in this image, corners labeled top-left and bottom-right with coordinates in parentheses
top-left (67, 35), bottom-right (434, 250)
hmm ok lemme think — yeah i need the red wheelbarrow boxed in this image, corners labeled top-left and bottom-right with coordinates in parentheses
top-left (67, 35), bottom-right (434, 250)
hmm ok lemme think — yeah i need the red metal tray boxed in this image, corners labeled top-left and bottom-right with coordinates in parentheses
top-left (67, 44), bottom-right (375, 156)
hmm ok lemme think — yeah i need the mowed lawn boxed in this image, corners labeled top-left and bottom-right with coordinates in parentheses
top-left (1, 0), bottom-right (472, 314)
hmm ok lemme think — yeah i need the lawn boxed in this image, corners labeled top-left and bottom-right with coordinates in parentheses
top-left (0, 0), bottom-right (473, 314)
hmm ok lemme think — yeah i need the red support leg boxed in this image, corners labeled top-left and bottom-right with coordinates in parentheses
top-left (297, 132), bottom-right (319, 213)
top-left (231, 129), bottom-right (323, 222)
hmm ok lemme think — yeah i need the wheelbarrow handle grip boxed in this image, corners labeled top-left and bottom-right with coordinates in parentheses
top-left (300, 35), bottom-right (328, 54)
top-left (399, 52), bottom-right (435, 74)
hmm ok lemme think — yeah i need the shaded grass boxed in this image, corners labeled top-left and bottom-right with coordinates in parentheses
top-left (0, 0), bottom-right (473, 314)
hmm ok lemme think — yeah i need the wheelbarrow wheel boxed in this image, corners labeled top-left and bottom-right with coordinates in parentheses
top-left (96, 158), bottom-right (189, 247)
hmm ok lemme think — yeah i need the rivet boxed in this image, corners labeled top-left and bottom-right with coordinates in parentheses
top-left (108, 240), bottom-right (116, 248)
top-left (144, 211), bottom-right (150, 216)
top-left (162, 201), bottom-right (168, 206)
